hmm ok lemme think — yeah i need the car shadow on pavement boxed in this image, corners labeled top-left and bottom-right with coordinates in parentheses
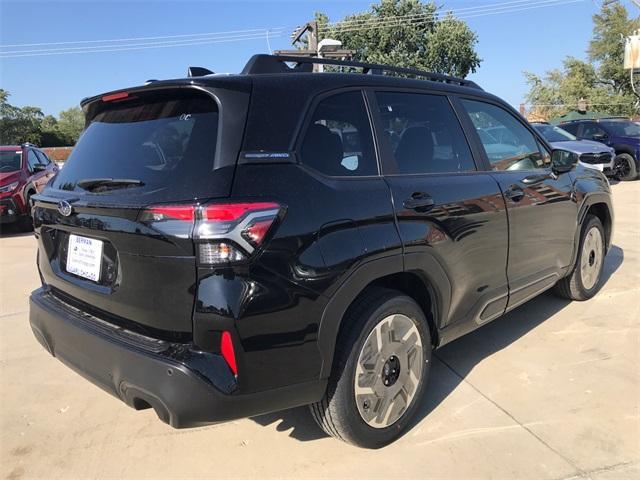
top-left (0, 225), bottom-right (33, 238)
top-left (251, 246), bottom-right (624, 444)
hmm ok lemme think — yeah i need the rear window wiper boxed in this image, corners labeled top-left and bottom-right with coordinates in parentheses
top-left (77, 178), bottom-right (145, 192)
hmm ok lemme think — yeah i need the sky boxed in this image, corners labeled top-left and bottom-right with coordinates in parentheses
top-left (0, 0), bottom-right (634, 116)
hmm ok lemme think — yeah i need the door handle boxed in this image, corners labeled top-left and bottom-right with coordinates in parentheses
top-left (403, 192), bottom-right (435, 212)
top-left (521, 172), bottom-right (557, 185)
top-left (504, 184), bottom-right (525, 202)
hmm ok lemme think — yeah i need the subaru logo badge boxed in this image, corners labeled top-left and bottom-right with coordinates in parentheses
top-left (57, 200), bottom-right (73, 217)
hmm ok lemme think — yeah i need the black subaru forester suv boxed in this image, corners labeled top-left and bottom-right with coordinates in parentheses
top-left (30, 55), bottom-right (613, 448)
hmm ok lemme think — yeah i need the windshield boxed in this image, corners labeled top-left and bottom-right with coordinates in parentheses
top-left (534, 124), bottom-right (576, 142)
top-left (51, 91), bottom-right (219, 200)
top-left (0, 150), bottom-right (22, 173)
top-left (601, 121), bottom-right (640, 138)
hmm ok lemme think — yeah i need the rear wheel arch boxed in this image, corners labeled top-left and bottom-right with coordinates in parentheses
top-left (368, 272), bottom-right (439, 347)
top-left (317, 256), bottom-right (444, 379)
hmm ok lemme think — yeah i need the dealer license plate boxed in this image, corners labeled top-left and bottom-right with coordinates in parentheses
top-left (66, 234), bottom-right (103, 282)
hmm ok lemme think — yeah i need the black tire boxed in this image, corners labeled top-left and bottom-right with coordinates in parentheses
top-left (19, 192), bottom-right (35, 232)
top-left (309, 287), bottom-right (432, 448)
top-left (614, 153), bottom-right (637, 181)
top-left (554, 215), bottom-right (606, 301)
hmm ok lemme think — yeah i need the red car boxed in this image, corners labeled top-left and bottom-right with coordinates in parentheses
top-left (0, 143), bottom-right (58, 230)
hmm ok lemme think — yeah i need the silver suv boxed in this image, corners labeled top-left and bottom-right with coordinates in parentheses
top-left (532, 123), bottom-right (615, 175)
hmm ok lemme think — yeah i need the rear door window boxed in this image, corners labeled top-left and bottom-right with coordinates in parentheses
top-left (51, 91), bottom-right (219, 200)
top-left (299, 91), bottom-right (378, 176)
top-left (375, 92), bottom-right (475, 174)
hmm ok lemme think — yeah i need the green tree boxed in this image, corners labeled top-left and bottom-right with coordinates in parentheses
top-left (40, 115), bottom-right (67, 147)
top-left (0, 90), bottom-right (82, 146)
top-left (589, 3), bottom-right (639, 100)
top-left (310, 0), bottom-right (481, 78)
top-left (524, 3), bottom-right (639, 119)
top-left (0, 90), bottom-right (44, 144)
top-left (56, 107), bottom-right (84, 145)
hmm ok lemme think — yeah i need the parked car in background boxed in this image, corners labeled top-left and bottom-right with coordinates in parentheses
top-left (0, 143), bottom-right (58, 230)
top-left (560, 119), bottom-right (640, 181)
top-left (531, 123), bottom-right (615, 176)
top-left (29, 54), bottom-right (613, 449)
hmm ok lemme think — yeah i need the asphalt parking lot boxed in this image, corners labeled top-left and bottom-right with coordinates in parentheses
top-left (1, 181), bottom-right (638, 480)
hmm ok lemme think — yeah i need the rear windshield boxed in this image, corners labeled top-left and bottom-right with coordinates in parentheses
top-left (51, 90), bottom-right (219, 201)
top-left (0, 151), bottom-right (22, 173)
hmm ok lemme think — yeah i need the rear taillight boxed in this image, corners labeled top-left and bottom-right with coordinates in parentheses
top-left (139, 201), bottom-right (282, 265)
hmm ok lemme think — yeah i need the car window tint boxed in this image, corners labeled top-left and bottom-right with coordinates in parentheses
top-left (559, 123), bottom-right (579, 136)
top-left (0, 150), bottom-right (22, 173)
top-left (460, 99), bottom-right (549, 171)
top-left (375, 92), bottom-right (475, 175)
top-left (27, 150), bottom-right (40, 171)
top-left (300, 91), bottom-right (377, 177)
top-left (51, 91), bottom-right (220, 198)
top-left (581, 123), bottom-right (605, 139)
top-left (35, 150), bottom-right (50, 165)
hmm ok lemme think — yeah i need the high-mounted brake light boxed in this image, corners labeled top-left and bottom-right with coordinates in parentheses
top-left (140, 201), bottom-right (282, 265)
top-left (220, 331), bottom-right (238, 376)
top-left (102, 91), bottom-right (130, 102)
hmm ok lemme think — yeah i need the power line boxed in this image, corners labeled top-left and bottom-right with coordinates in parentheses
top-left (330, 0), bottom-right (584, 34)
top-left (0, 30), bottom-right (283, 56)
top-left (327, 0), bottom-right (582, 29)
top-left (327, 0), bottom-right (549, 28)
top-left (0, 32), bottom-right (283, 59)
top-left (0, 27), bottom-right (286, 49)
top-left (0, 0), bottom-right (585, 59)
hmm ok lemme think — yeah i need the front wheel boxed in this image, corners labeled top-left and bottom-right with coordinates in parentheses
top-left (614, 153), bottom-right (637, 181)
top-left (554, 215), bottom-right (606, 301)
top-left (309, 288), bottom-right (432, 448)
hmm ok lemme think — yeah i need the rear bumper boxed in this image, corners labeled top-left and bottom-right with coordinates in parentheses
top-left (29, 288), bottom-right (325, 428)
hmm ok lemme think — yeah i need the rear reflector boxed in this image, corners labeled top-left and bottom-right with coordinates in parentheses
top-left (220, 331), bottom-right (238, 376)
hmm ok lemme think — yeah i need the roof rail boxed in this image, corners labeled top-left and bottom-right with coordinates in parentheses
top-left (241, 54), bottom-right (482, 90)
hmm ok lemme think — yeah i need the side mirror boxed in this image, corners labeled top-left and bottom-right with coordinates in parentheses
top-left (551, 149), bottom-right (578, 174)
top-left (32, 163), bottom-right (47, 173)
top-left (592, 133), bottom-right (608, 142)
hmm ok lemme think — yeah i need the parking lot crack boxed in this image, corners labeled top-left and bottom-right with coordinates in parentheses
top-left (435, 353), bottom-right (586, 478)
top-left (553, 461), bottom-right (636, 480)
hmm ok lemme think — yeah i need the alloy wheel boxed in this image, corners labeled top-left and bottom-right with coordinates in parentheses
top-left (354, 314), bottom-right (423, 429)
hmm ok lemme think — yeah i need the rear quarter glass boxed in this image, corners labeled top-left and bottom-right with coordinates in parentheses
top-left (50, 90), bottom-right (225, 203)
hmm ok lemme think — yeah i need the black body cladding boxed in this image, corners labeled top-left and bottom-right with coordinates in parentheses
top-left (30, 55), bottom-right (613, 429)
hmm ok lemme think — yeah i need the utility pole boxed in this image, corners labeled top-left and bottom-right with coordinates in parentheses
top-left (274, 21), bottom-right (355, 72)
